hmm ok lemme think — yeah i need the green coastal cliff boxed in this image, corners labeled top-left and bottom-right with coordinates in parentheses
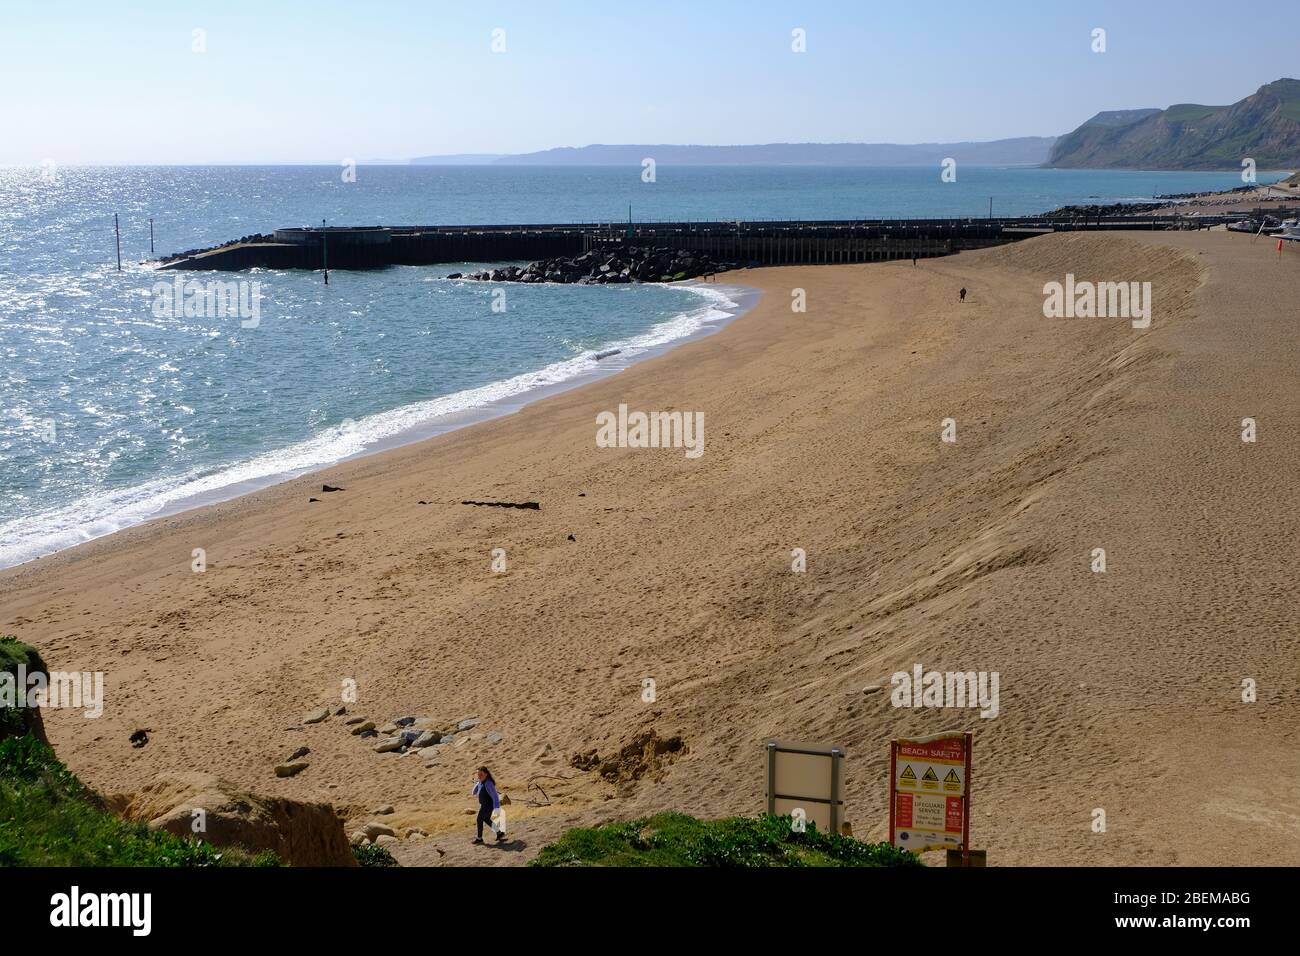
top-left (1047, 78), bottom-right (1300, 170)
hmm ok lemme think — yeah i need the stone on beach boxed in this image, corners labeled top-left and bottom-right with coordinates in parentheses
top-left (360, 822), bottom-right (395, 840)
top-left (412, 730), bottom-right (440, 748)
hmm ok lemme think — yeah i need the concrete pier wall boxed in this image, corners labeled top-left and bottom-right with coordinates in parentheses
top-left (156, 216), bottom-right (1233, 273)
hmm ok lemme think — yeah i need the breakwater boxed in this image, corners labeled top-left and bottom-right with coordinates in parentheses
top-left (156, 215), bottom-right (1237, 273)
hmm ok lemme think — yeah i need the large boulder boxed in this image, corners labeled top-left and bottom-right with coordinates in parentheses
top-left (108, 772), bottom-right (356, 866)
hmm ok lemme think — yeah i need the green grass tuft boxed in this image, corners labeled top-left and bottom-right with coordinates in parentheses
top-left (1, 635), bottom-right (48, 738)
top-left (352, 842), bottom-right (398, 867)
top-left (0, 634), bottom-right (46, 675)
top-left (531, 811), bottom-right (923, 868)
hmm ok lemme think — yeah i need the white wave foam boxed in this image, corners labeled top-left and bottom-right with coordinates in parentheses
top-left (0, 284), bottom-right (745, 570)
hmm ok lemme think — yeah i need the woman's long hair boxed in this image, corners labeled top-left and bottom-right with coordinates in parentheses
top-left (477, 766), bottom-right (495, 784)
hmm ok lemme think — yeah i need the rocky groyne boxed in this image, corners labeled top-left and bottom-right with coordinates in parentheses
top-left (448, 244), bottom-right (738, 284)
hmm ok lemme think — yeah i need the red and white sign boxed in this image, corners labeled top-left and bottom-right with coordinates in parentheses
top-left (890, 732), bottom-right (971, 854)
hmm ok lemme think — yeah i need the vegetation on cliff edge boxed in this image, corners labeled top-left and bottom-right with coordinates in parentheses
top-left (531, 811), bottom-right (923, 868)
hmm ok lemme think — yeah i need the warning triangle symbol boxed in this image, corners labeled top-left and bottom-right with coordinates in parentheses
top-left (922, 767), bottom-right (939, 782)
top-left (944, 769), bottom-right (960, 784)
top-left (900, 765), bottom-right (916, 781)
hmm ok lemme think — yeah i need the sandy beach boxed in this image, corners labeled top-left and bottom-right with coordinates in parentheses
top-left (4, 229), bottom-right (1298, 866)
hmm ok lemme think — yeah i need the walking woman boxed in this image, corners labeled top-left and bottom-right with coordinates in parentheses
top-left (472, 766), bottom-right (506, 844)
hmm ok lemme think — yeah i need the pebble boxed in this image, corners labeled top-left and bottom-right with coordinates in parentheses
top-left (302, 708), bottom-right (330, 725)
top-left (457, 717), bottom-right (481, 731)
top-left (373, 805), bottom-right (394, 815)
top-left (275, 761), bottom-right (309, 777)
top-left (285, 746), bottom-right (310, 762)
top-left (486, 732), bottom-right (503, 744)
top-left (349, 721), bottom-right (376, 735)
top-left (374, 736), bottom-right (404, 753)
top-left (344, 716), bottom-right (367, 726)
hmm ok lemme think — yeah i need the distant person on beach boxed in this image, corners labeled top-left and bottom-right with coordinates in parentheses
top-left (912, 253), bottom-right (918, 267)
top-left (472, 766), bottom-right (506, 844)
top-left (959, 287), bottom-right (967, 303)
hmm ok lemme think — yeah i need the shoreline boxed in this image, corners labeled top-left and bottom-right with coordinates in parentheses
top-left (6, 233), bottom-right (1300, 865)
top-left (0, 280), bottom-right (761, 574)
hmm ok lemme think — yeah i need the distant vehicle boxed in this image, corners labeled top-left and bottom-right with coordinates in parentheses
top-left (1277, 218), bottom-right (1300, 241)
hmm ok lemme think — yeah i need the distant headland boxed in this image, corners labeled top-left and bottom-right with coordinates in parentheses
top-left (409, 138), bottom-right (1059, 167)
top-left (1047, 78), bottom-right (1300, 170)
top-left (405, 78), bottom-right (1300, 174)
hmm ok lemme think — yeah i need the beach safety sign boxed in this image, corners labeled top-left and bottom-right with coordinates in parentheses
top-left (890, 732), bottom-right (971, 854)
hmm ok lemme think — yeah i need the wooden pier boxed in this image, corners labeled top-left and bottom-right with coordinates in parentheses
top-left (157, 214), bottom-right (1238, 273)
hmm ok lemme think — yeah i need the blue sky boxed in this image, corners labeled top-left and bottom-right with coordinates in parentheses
top-left (1, 0), bottom-right (1294, 164)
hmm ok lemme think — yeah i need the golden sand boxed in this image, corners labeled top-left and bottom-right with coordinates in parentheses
top-left (5, 230), bottom-right (1298, 865)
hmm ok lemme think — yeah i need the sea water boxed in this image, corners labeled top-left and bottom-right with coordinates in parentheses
top-left (0, 164), bottom-right (1282, 568)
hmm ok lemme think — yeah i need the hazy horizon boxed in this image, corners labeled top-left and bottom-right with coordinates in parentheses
top-left (2, 0), bottom-right (1296, 166)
